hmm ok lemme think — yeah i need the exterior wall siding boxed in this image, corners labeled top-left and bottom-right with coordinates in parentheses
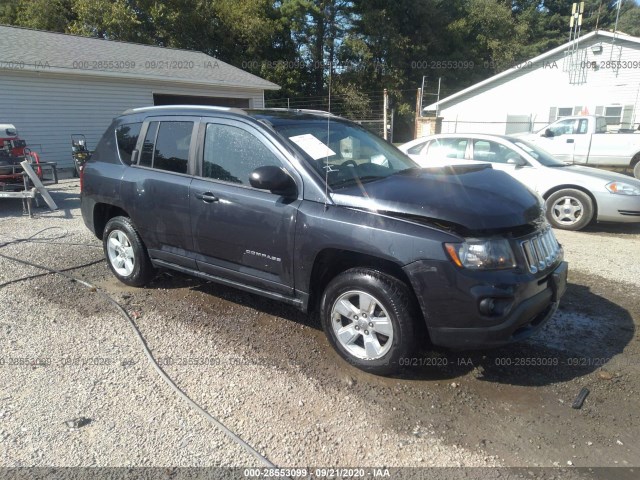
top-left (435, 36), bottom-right (640, 135)
top-left (0, 70), bottom-right (265, 168)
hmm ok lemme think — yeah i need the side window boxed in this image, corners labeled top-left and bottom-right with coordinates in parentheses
top-left (426, 138), bottom-right (468, 161)
top-left (139, 121), bottom-right (158, 167)
top-left (115, 122), bottom-right (142, 165)
top-left (550, 119), bottom-right (576, 136)
top-left (407, 141), bottom-right (428, 155)
top-left (203, 124), bottom-right (283, 185)
top-left (577, 119), bottom-right (588, 134)
top-left (472, 140), bottom-right (524, 164)
top-left (152, 121), bottom-right (193, 174)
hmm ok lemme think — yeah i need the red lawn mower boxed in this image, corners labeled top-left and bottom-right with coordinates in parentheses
top-left (0, 124), bottom-right (45, 184)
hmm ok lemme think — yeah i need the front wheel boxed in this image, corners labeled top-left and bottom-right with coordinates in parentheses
top-left (103, 216), bottom-right (155, 287)
top-left (320, 268), bottom-right (418, 375)
top-left (545, 189), bottom-right (594, 231)
top-left (634, 158), bottom-right (640, 180)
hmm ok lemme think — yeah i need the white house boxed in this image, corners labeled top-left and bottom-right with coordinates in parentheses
top-left (0, 25), bottom-right (279, 169)
top-left (424, 30), bottom-right (640, 135)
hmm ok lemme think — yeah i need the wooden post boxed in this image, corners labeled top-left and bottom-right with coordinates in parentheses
top-left (415, 88), bottom-right (422, 138)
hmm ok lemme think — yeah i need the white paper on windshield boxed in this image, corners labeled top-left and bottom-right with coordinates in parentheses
top-left (289, 134), bottom-right (336, 160)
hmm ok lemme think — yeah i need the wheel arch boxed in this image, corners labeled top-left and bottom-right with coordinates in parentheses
top-left (93, 203), bottom-right (130, 240)
top-left (307, 248), bottom-right (421, 316)
top-left (631, 152), bottom-right (640, 179)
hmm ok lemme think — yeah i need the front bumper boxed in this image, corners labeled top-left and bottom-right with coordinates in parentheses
top-left (595, 191), bottom-right (640, 223)
top-left (404, 260), bottom-right (568, 350)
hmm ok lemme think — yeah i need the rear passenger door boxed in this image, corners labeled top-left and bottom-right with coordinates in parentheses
top-left (121, 116), bottom-right (199, 269)
top-left (190, 118), bottom-right (301, 294)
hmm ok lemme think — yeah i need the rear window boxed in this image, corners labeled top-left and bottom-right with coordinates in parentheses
top-left (115, 123), bottom-right (142, 165)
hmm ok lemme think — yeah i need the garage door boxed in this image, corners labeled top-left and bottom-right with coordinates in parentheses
top-left (153, 94), bottom-right (250, 108)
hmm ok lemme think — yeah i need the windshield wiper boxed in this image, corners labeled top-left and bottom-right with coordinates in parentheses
top-left (330, 175), bottom-right (384, 189)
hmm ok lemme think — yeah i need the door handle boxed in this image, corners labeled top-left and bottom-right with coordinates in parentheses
top-left (195, 192), bottom-right (219, 203)
top-left (566, 139), bottom-right (574, 144)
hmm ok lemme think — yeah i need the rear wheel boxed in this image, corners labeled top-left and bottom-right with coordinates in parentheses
top-left (545, 188), bottom-right (594, 231)
top-left (633, 156), bottom-right (640, 180)
top-left (103, 216), bottom-right (155, 286)
top-left (320, 268), bottom-right (418, 375)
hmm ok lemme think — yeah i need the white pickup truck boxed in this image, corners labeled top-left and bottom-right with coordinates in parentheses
top-left (521, 115), bottom-right (640, 179)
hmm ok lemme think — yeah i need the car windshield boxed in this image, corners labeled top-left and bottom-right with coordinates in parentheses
top-left (253, 113), bottom-right (418, 190)
top-left (511, 139), bottom-right (566, 167)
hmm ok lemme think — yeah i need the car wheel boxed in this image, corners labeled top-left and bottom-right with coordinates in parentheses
top-left (634, 158), bottom-right (640, 180)
top-left (320, 268), bottom-right (418, 375)
top-left (103, 216), bottom-right (155, 287)
top-left (545, 189), bottom-right (594, 231)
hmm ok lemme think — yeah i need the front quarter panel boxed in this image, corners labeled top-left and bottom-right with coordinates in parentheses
top-left (294, 201), bottom-right (459, 295)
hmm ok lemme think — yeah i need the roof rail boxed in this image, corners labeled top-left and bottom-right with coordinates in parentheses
top-left (122, 105), bottom-right (248, 115)
top-left (265, 108), bottom-right (338, 117)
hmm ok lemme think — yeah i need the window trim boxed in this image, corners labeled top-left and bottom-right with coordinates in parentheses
top-left (195, 117), bottom-right (302, 193)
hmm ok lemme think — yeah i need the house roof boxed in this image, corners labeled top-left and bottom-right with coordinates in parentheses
top-left (425, 30), bottom-right (640, 110)
top-left (0, 24), bottom-right (279, 90)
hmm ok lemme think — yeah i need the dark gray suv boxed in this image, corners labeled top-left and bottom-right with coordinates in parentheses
top-left (81, 106), bottom-right (568, 374)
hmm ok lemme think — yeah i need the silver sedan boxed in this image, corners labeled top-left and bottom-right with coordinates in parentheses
top-left (399, 133), bottom-right (640, 231)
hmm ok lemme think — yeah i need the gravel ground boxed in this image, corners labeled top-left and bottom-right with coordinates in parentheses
top-left (0, 180), bottom-right (638, 477)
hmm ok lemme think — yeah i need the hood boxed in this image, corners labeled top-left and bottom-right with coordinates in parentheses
top-left (563, 165), bottom-right (640, 185)
top-left (331, 165), bottom-right (545, 234)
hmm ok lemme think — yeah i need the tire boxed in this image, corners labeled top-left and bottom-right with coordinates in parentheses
top-left (103, 216), bottom-right (155, 287)
top-left (634, 158), bottom-right (640, 180)
top-left (545, 188), bottom-right (594, 231)
top-left (320, 268), bottom-right (418, 375)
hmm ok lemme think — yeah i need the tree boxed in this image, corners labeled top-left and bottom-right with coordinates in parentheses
top-left (7, 0), bottom-right (76, 32)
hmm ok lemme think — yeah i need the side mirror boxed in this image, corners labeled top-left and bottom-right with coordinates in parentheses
top-left (543, 129), bottom-right (555, 138)
top-left (250, 165), bottom-right (296, 196)
top-left (507, 156), bottom-right (527, 167)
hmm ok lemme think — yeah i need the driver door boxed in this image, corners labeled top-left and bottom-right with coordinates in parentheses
top-left (542, 118), bottom-right (584, 163)
top-left (190, 118), bottom-right (302, 294)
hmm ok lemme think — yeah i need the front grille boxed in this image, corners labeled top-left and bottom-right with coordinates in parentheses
top-left (519, 227), bottom-right (562, 274)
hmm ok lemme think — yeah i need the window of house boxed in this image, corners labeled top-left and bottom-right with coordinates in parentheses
top-left (203, 123), bottom-right (283, 185)
top-left (557, 107), bottom-right (573, 119)
top-left (603, 106), bottom-right (623, 126)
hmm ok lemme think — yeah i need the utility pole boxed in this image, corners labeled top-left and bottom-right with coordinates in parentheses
top-left (383, 88), bottom-right (389, 141)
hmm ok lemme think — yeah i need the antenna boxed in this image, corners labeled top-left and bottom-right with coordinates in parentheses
top-left (324, 61), bottom-right (332, 211)
top-left (564, 2), bottom-right (587, 84)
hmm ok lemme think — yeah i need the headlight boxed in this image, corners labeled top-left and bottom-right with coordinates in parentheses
top-left (444, 238), bottom-right (516, 270)
top-left (606, 181), bottom-right (640, 196)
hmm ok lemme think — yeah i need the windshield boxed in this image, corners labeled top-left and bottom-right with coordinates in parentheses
top-left (511, 139), bottom-right (566, 167)
top-left (260, 115), bottom-right (418, 190)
